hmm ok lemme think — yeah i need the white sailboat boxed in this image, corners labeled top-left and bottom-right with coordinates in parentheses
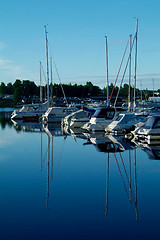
top-left (82, 37), bottom-right (118, 132)
top-left (11, 27), bottom-right (50, 121)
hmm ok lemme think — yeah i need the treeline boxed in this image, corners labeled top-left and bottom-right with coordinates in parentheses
top-left (0, 79), bottom-right (159, 105)
top-left (0, 80), bottom-right (101, 104)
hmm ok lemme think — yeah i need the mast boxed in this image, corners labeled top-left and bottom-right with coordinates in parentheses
top-left (134, 148), bottom-right (138, 221)
top-left (133, 19), bottom-right (138, 112)
top-left (44, 25), bottom-right (50, 105)
top-left (46, 135), bottom-right (50, 209)
top-left (50, 57), bottom-right (54, 107)
top-left (105, 36), bottom-right (109, 106)
top-left (128, 34), bottom-right (132, 112)
top-left (129, 150), bottom-right (131, 202)
top-left (153, 78), bottom-right (154, 98)
top-left (105, 153), bottom-right (109, 215)
top-left (140, 79), bottom-right (143, 101)
top-left (40, 61), bottom-right (43, 102)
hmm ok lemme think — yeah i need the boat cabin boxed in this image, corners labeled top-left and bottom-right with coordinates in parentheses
top-left (92, 107), bottom-right (115, 120)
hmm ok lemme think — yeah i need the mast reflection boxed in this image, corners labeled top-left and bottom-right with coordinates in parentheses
top-left (80, 131), bottom-right (138, 220)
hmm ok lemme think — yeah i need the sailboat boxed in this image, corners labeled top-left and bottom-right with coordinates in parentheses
top-left (82, 37), bottom-right (118, 132)
top-left (11, 27), bottom-right (50, 121)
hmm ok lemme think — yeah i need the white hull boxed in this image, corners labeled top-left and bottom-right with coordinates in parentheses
top-left (81, 107), bottom-right (117, 132)
top-left (42, 107), bottom-right (75, 123)
top-left (82, 118), bottom-right (114, 132)
top-left (11, 101), bottom-right (49, 120)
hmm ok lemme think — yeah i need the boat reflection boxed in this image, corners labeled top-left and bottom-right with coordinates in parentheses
top-left (133, 140), bottom-right (160, 160)
top-left (62, 124), bottom-right (86, 140)
top-left (43, 122), bottom-right (66, 137)
top-left (105, 147), bottom-right (138, 221)
top-left (11, 120), bottom-right (67, 209)
top-left (11, 119), bottom-right (44, 132)
top-left (11, 120), bottom-right (139, 219)
top-left (83, 132), bottom-right (135, 153)
top-left (0, 111), bottom-right (13, 129)
top-left (42, 122), bottom-right (68, 209)
top-left (68, 129), bottom-right (138, 220)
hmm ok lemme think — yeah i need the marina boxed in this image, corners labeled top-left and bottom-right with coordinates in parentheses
top-left (1, 0), bottom-right (160, 238)
top-left (1, 109), bottom-right (160, 239)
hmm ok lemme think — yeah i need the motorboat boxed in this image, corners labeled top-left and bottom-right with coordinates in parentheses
top-left (11, 101), bottom-right (49, 121)
top-left (81, 107), bottom-right (117, 132)
top-left (131, 115), bottom-right (160, 141)
top-left (69, 107), bottom-right (95, 129)
top-left (42, 106), bottom-right (75, 123)
top-left (63, 109), bottom-right (90, 127)
top-left (105, 113), bottom-right (146, 134)
top-left (135, 106), bottom-right (160, 117)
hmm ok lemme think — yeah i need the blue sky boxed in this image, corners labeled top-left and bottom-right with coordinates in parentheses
top-left (0, 0), bottom-right (160, 90)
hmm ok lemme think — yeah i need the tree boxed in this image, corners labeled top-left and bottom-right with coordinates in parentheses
top-left (13, 79), bottom-right (22, 104)
top-left (6, 83), bottom-right (13, 94)
top-left (22, 80), bottom-right (38, 98)
top-left (13, 88), bottom-right (21, 104)
top-left (0, 82), bottom-right (6, 95)
top-left (13, 79), bottom-right (22, 89)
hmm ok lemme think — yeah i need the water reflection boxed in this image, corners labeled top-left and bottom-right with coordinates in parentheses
top-left (0, 115), bottom-right (13, 130)
top-left (43, 123), bottom-right (68, 209)
top-left (43, 122), bottom-right (66, 137)
top-left (105, 150), bottom-right (138, 220)
top-left (69, 129), bottom-right (138, 220)
top-left (6, 117), bottom-right (160, 164)
top-left (1, 118), bottom-right (160, 227)
top-left (133, 140), bottom-right (160, 160)
top-left (1, 117), bottom-right (160, 239)
top-left (83, 132), bottom-right (135, 153)
top-left (11, 119), bottom-right (44, 132)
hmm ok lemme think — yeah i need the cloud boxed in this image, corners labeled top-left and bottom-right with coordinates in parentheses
top-left (0, 58), bottom-right (24, 79)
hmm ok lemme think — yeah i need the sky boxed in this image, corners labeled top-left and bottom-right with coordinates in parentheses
top-left (0, 0), bottom-right (160, 90)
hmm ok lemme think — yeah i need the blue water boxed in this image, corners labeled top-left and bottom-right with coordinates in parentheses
top-left (0, 120), bottom-right (160, 239)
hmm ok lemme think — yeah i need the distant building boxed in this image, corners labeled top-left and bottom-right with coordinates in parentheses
top-left (149, 97), bottom-right (160, 102)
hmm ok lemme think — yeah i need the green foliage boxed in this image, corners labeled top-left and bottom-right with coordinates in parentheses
top-left (0, 82), bottom-right (6, 95)
top-left (22, 80), bottom-right (38, 98)
top-left (13, 79), bottom-right (23, 104)
top-left (13, 88), bottom-right (21, 104)
top-left (6, 83), bottom-right (14, 94)
top-left (0, 79), bottom-right (157, 106)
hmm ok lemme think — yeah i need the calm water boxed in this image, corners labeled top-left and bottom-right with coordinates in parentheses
top-left (0, 118), bottom-right (160, 240)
